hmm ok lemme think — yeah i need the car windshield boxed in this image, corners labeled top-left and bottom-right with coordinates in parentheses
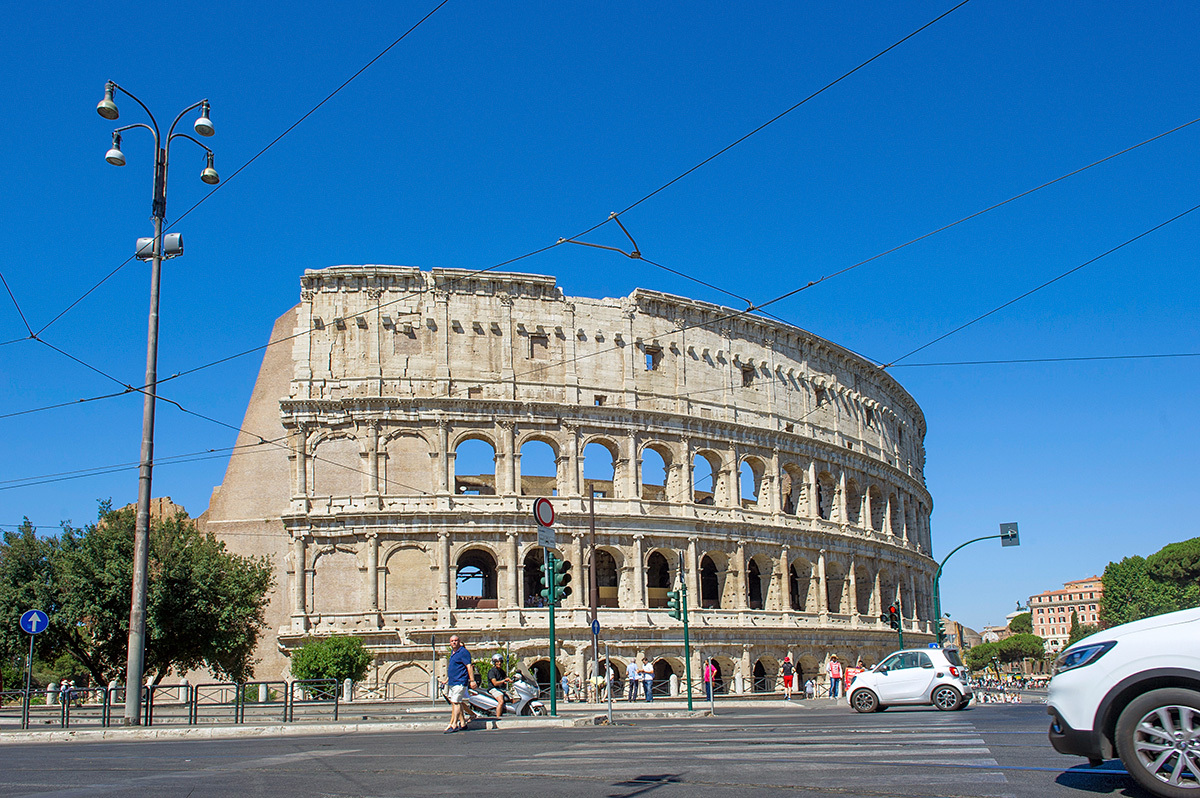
top-left (942, 649), bottom-right (963, 667)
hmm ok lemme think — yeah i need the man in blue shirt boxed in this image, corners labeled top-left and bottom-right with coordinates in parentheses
top-left (446, 635), bottom-right (476, 732)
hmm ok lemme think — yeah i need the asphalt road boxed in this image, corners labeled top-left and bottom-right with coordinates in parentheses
top-left (0, 701), bottom-right (1150, 798)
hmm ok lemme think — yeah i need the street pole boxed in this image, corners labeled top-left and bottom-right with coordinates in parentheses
top-left (97, 82), bottom-right (218, 726)
top-left (932, 525), bottom-right (1020, 645)
top-left (589, 491), bottom-right (599, 701)
top-left (681, 584), bottom-right (693, 711)
top-left (544, 546), bottom-right (557, 716)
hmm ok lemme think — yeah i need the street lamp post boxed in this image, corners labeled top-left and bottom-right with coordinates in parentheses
top-left (97, 81), bottom-right (219, 725)
top-left (933, 522), bottom-right (1019, 646)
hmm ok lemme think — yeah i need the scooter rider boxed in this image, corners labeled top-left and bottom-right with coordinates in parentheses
top-left (487, 654), bottom-right (511, 717)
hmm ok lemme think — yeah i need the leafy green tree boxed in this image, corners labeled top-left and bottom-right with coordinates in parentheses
top-left (290, 636), bottom-right (373, 683)
top-left (1145, 537), bottom-right (1200, 609)
top-left (1008, 612), bottom-right (1032, 634)
top-left (997, 633), bottom-right (1045, 663)
top-left (0, 503), bottom-right (273, 686)
top-left (1067, 611), bottom-right (1100, 647)
top-left (965, 640), bottom-right (999, 671)
top-left (1100, 555), bottom-right (1179, 627)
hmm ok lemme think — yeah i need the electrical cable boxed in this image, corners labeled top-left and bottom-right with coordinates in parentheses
top-left (881, 200), bottom-right (1200, 368)
top-left (888, 352), bottom-right (1200, 368)
top-left (0, 269), bottom-right (34, 338)
top-left (30, 0), bottom-right (451, 340)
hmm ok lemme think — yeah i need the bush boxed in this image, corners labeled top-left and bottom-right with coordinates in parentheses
top-left (290, 636), bottom-right (372, 684)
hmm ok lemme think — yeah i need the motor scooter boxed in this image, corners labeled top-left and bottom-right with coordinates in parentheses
top-left (445, 667), bottom-right (546, 717)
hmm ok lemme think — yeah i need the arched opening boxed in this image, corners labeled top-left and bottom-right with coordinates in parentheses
top-left (454, 438), bottom-right (497, 495)
top-left (640, 445), bottom-right (668, 502)
top-left (455, 549), bottom-right (497, 609)
top-left (382, 433), bottom-right (433, 495)
top-left (817, 472), bottom-right (835, 520)
top-left (692, 451), bottom-right (722, 505)
top-left (583, 441), bottom-right (616, 498)
top-left (868, 485), bottom-right (885, 531)
top-left (519, 439), bottom-right (558, 496)
top-left (845, 479), bottom-right (862, 526)
top-left (711, 657), bottom-right (734, 695)
top-left (528, 659), bottom-right (565, 694)
top-left (646, 551), bottom-right (671, 608)
top-left (825, 562), bottom-right (846, 615)
top-left (739, 459), bottom-right (762, 508)
top-left (790, 559), bottom-right (814, 612)
top-left (700, 554), bottom-right (721, 609)
top-left (747, 558), bottom-right (764, 610)
top-left (753, 658), bottom-right (777, 693)
top-left (652, 659), bottom-right (676, 697)
top-left (594, 549), bottom-right (619, 607)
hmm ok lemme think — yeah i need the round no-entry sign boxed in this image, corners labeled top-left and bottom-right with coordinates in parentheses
top-left (533, 497), bottom-right (555, 527)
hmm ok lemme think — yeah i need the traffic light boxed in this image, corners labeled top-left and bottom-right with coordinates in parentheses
top-left (936, 616), bottom-right (947, 644)
top-left (886, 604), bottom-right (901, 630)
top-left (667, 588), bottom-right (683, 620)
top-left (540, 554), bottom-right (572, 605)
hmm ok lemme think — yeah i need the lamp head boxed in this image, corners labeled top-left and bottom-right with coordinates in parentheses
top-left (200, 151), bottom-right (219, 184)
top-left (193, 101), bottom-right (214, 137)
top-left (105, 132), bottom-right (125, 166)
top-left (96, 82), bottom-right (119, 120)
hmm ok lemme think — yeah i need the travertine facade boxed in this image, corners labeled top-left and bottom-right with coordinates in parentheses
top-left (201, 266), bottom-right (937, 695)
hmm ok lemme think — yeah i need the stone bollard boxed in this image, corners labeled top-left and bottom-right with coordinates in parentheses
top-left (343, 678), bottom-right (353, 702)
top-left (669, 674), bottom-right (679, 697)
top-left (47, 682), bottom-right (58, 705)
top-left (259, 683), bottom-right (269, 703)
top-left (734, 673), bottom-right (745, 694)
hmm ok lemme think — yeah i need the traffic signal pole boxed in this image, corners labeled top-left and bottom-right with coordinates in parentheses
top-left (667, 583), bottom-right (693, 710)
top-left (543, 546), bottom-right (557, 717)
top-left (932, 524), bottom-right (1020, 645)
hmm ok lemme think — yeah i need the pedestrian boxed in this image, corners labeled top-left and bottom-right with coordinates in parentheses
top-left (626, 659), bottom-right (640, 701)
top-left (444, 634), bottom-right (476, 733)
top-left (804, 677), bottom-right (815, 699)
top-left (641, 657), bottom-right (655, 702)
top-left (487, 653), bottom-right (510, 718)
top-left (703, 658), bottom-right (717, 701)
top-left (827, 655), bottom-right (844, 699)
top-left (780, 656), bottom-right (795, 700)
top-left (561, 673), bottom-right (572, 703)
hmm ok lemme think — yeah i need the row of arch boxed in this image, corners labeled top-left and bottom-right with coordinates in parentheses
top-left (297, 423), bottom-right (931, 551)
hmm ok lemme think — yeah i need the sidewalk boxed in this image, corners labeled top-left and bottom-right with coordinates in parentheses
top-left (0, 694), bottom-right (824, 744)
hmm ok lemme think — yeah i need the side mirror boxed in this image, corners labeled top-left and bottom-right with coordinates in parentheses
top-left (877, 666), bottom-right (888, 675)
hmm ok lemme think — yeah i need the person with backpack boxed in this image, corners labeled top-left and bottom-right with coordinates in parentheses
top-left (779, 657), bottom-right (796, 700)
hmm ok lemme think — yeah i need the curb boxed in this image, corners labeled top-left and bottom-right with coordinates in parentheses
top-left (0, 715), bottom-right (591, 744)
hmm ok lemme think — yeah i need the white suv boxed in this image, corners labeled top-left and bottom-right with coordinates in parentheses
top-left (848, 647), bottom-right (972, 713)
top-left (1047, 606), bottom-right (1200, 797)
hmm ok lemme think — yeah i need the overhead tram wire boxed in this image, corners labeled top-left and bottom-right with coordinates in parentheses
top-left (28, 0), bottom-right (451, 340)
top-left (881, 200), bottom-right (1200, 369)
top-left (0, 268), bottom-right (35, 339)
top-left (122, 1), bottom-right (974, 388)
top-left (889, 352), bottom-right (1200, 368)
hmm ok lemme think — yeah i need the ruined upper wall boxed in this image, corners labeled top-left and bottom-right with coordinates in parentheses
top-left (290, 266), bottom-right (927, 477)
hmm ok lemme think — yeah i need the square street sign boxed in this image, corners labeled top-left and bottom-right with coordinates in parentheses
top-left (537, 524), bottom-right (556, 549)
top-left (999, 522), bottom-right (1020, 547)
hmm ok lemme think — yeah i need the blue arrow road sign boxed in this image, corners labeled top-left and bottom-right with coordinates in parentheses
top-left (20, 609), bottom-right (48, 635)
top-left (591, 619), bottom-right (600, 636)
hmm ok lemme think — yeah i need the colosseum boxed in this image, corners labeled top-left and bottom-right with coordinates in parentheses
top-left (200, 265), bottom-right (937, 698)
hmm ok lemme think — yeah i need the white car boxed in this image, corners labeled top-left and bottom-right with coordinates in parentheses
top-left (848, 647), bottom-right (972, 713)
top-left (1047, 606), bottom-right (1200, 798)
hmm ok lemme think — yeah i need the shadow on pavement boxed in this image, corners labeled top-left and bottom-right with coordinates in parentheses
top-left (608, 773), bottom-right (683, 798)
top-left (1054, 760), bottom-right (1143, 796)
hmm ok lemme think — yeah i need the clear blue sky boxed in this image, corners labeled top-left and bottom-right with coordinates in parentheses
top-left (2, 1), bottom-right (1197, 632)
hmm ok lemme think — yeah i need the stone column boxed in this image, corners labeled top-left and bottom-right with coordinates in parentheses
top-left (292, 535), bottom-right (307, 619)
top-left (872, 568), bottom-right (882, 619)
top-left (366, 532), bottom-right (379, 610)
top-left (769, 448), bottom-right (782, 516)
top-left (686, 537), bottom-right (700, 609)
top-left (632, 534), bottom-right (645, 608)
top-left (294, 426), bottom-right (308, 497)
top-left (908, 572), bottom-right (917, 623)
top-left (729, 448), bottom-right (741, 509)
top-left (863, 488), bottom-right (872, 531)
top-left (884, 492), bottom-right (894, 537)
top-left (847, 556), bottom-right (858, 623)
top-left (896, 493), bottom-right (907, 543)
top-left (682, 437), bottom-right (694, 504)
top-left (366, 425), bottom-right (380, 495)
top-left (734, 541), bottom-right (748, 610)
top-left (627, 432), bottom-right (639, 499)
top-left (817, 550), bottom-right (828, 617)
top-left (506, 532), bottom-right (520, 609)
top-left (807, 461), bottom-right (818, 517)
top-left (571, 533), bottom-right (585, 608)
top-left (436, 420), bottom-right (450, 493)
top-left (779, 545), bottom-right (792, 612)
top-left (837, 471), bottom-right (848, 524)
top-left (563, 423), bottom-right (580, 497)
top-left (438, 532), bottom-right (451, 608)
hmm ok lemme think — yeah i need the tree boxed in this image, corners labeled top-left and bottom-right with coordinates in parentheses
top-left (1100, 555), bottom-right (1180, 628)
top-left (290, 636), bottom-right (373, 683)
top-left (1067, 610), bottom-right (1100, 648)
top-left (1145, 537), bottom-right (1200, 609)
top-left (0, 502), bottom-right (273, 686)
top-left (997, 633), bottom-right (1045, 663)
top-left (1008, 612), bottom-right (1032, 634)
top-left (964, 640), bottom-right (999, 671)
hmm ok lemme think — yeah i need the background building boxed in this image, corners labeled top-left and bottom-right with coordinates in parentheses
top-left (200, 266), bottom-right (938, 695)
top-left (1029, 576), bottom-right (1103, 651)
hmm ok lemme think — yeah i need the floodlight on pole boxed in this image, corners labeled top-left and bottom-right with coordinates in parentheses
top-left (96, 80), bottom-right (220, 726)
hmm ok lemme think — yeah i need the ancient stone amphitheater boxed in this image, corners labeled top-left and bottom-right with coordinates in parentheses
top-left (201, 265), bottom-right (937, 697)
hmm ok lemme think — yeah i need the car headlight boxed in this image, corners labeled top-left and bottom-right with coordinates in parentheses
top-left (1053, 641), bottom-right (1116, 675)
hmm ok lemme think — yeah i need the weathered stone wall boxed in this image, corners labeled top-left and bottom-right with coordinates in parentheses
top-left (202, 266), bottom-right (938, 693)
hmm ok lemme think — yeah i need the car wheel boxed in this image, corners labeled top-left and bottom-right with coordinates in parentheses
top-left (1115, 687), bottom-right (1200, 798)
top-left (850, 689), bottom-right (879, 713)
top-left (932, 685), bottom-right (962, 711)
top-left (954, 694), bottom-right (971, 710)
